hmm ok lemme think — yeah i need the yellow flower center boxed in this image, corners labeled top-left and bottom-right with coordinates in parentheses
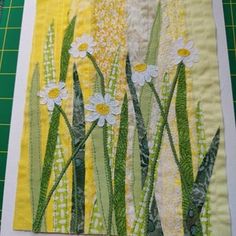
top-left (177, 48), bottom-right (191, 57)
top-left (133, 63), bottom-right (147, 72)
top-left (96, 103), bottom-right (110, 116)
top-left (78, 43), bottom-right (89, 51)
top-left (48, 88), bottom-right (60, 99)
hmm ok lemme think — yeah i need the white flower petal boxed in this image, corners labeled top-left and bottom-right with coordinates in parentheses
top-left (131, 74), bottom-right (138, 83)
top-left (79, 51), bottom-right (87, 58)
top-left (87, 36), bottom-right (94, 44)
top-left (138, 77), bottom-right (145, 86)
top-left (60, 91), bottom-right (68, 100)
top-left (37, 91), bottom-right (46, 97)
top-left (111, 106), bottom-right (120, 115)
top-left (40, 97), bottom-right (48, 104)
top-left (47, 100), bottom-right (55, 111)
top-left (71, 42), bottom-right (77, 48)
top-left (106, 114), bottom-right (116, 125)
top-left (87, 48), bottom-right (94, 55)
top-left (85, 104), bottom-right (96, 111)
top-left (173, 56), bottom-right (182, 65)
top-left (145, 75), bottom-right (152, 83)
top-left (175, 37), bottom-right (184, 49)
top-left (97, 116), bottom-right (105, 127)
top-left (54, 97), bottom-right (62, 105)
top-left (132, 73), bottom-right (144, 85)
top-left (104, 93), bottom-right (111, 103)
top-left (110, 101), bottom-right (119, 107)
top-left (185, 40), bottom-right (194, 50)
top-left (58, 82), bottom-right (65, 89)
top-left (90, 93), bottom-right (104, 104)
top-left (183, 59), bottom-right (193, 68)
top-left (69, 49), bottom-right (81, 58)
top-left (86, 112), bottom-right (100, 122)
top-left (148, 66), bottom-right (158, 77)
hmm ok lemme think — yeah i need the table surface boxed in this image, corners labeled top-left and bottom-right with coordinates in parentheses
top-left (0, 0), bottom-right (235, 227)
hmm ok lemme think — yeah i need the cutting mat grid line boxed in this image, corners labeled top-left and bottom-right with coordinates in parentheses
top-left (0, 0), bottom-right (235, 230)
top-left (0, 0), bottom-right (24, 226)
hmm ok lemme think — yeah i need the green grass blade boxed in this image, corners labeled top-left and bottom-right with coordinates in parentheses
top-left (106, 48), bottom-right (120, 179)
top-left (43, 22), bottom-right (69, 233)
top-left (138, 3), bottom-right (162, 233)
top-left (33, 107), bottom-right (60, 232)
top-left (126, 55), bottom-right (149, 183)
top-left (43, 22), bottom-right (56, 84)
top-left (29, 64), bottom-right (43, 221)
top-left (91, 128), bottom-right (111, 234)
top-left (192, 128), bottom-right (220, 213)
top-left (52, 138), bottom-right (69, 233)
top-left (196, 102), bottom-right (207, 161)
top-left (70, 65), bottom-right (86, 233)
top-left (89, 200), bottom-right (106, 234)
top-left (114, 94), bottom-right (128, 236)
top-left (59, 17), bottom-right (76, 82)
top-left (107, 47), bottom-right (120, 96)
top-left (175, 63), bottom-right (194, 217)
top-left (196, 102), bottom-right (211, 235)
top-left (186, 128), bottom-right (220, 235)
top-left (145, 2), bottom-right (162, 65)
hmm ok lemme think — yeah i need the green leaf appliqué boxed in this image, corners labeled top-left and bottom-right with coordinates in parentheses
top-left (114, 94), bottom-right (128, 236)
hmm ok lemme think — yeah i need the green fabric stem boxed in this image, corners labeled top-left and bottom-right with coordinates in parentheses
top-left (44, 22), bottom-right (56, 84)
top-left (59, 17), bottom-right (76, 82)
top-left (114, 94), bottom-right (128, 236)
top-left (175, 63), bottom-right (194, 219)
top-left (70, 65), bottom-right (86, 233)
top-left (33, 107), bottom-right (61, 232)
top-left (107, 47), bottom-right (120, 179)
top-left (87, 52), bottom-right (115, 235)
top-left (29, 64), bottom-right (45, 230)
top-left (126, 55), bottom-right (149, 183)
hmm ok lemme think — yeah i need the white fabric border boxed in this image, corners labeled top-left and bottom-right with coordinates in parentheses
top-left (1, 0), bottom-right (236, 235)
top-left (213, 0), bottom-right (236, 235)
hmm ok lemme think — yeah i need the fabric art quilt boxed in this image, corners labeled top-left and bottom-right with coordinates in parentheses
top-left (14, 0), bottom-right (232, 235)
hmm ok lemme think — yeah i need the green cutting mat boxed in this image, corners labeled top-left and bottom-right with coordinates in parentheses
top-left (223, 0), bottom-right (236, 112)
top-left (0, 0), bottom-right (24, 226)
top-left (0, 0), bottom-right (235, 228)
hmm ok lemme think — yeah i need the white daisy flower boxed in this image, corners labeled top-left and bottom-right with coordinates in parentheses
top-left (171, 37), bottom-right (199, 67)
top-left (69, 34), bottom-right (96, 58)
top-left (132, 63), bottom-right (158, 86)
top-left (85, 93), bottom-right (120, 127)
top-left (37, 82), bottom-right (67, 111)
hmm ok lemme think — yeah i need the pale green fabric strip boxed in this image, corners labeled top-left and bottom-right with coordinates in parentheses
top-left (183, 0), bottom-right (231, 234)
